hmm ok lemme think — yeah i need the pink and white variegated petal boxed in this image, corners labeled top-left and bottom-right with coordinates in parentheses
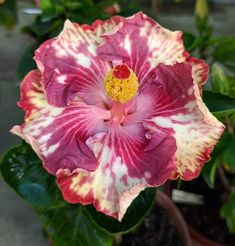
top-left (187, 57), bottom-right (209, 94)
top-left (57, 125), bottom-right (176, 220)
top-left (11, 70), bottom-right (110, 175)
top-left (80, 15), bottom-right (122, 38)
top-left (35, 20), bottom-right (111, 107)
top-left (143, 63), bottom-right (224, 180)
top-left (16, 70), bottom-right (47, 122)
top-left (97, 12), bottom-right (188, 83)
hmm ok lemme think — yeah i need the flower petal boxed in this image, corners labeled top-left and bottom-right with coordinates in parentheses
top-left (187, 57), bottom-right (208, 94)
top-left (80, 15), bottom-right (122, 35)
top-left (11, 70), bottom-right (110, 175)
top-left (143, 63), bottom-right (224, 180)
top-left (57, 125), bottom-right (176, 220)
top-left (35, 20), bottom-right (111, 107)
top-left (97, 12), bottom-right (188, 83)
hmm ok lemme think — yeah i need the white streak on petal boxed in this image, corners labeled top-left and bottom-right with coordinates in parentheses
top-left (147, 31), bottom-right (185, 68)
top-left (185, 101), bottom-right (196, 111)
top-left (118, 184), bottom-right (146, 221)
top-left (52, 42), bottom-right (67, 58)
top-left (188, 87), bottom-right (194, 95)
top-left (151, 110), bottom-right (223, 175)
top-left (57, 75), bottom-right (67, 84)
top-left (88, 45), bottom-right (96, 56)
top-left (43, 143), bottom-right (60, 156)
top-left (124, 35), bottom-right (131, 55)
top-left (65, 133), bottom-right (147, 220)
top-left (112, 157), bottom-right (125, 174)
top-left (139, 21), bottom-right (151, 37)
top-left (77, 53), bottom-right (90, 68)
top-left (153, 116), bottom-right (172, 128)
top-left (38, 133), bottom-right (52, 144)
top-left (144, 171), bottom-right (151, 179)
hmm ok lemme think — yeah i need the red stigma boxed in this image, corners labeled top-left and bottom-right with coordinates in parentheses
top-left (113, 64), bottom-right (130, 79)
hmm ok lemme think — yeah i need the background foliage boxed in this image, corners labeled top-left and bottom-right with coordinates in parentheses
top-left (0, 0), bottom-right (235, 244)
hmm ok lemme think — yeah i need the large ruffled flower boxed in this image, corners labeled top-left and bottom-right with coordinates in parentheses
top-left (11, 12), bottom-right (224, 220)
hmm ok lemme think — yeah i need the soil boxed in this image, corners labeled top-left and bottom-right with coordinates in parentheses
top-left (174, 176), bottom-right (235, 245)
top-left (120, 205), bottom-right (182, 246)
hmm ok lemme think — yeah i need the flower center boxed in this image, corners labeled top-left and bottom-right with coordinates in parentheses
top-left (103, 64), bottom-right (139, 103)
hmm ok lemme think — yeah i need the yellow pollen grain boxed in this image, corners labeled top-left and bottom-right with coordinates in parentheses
top-left (103, 68), bottom-right (139, 103)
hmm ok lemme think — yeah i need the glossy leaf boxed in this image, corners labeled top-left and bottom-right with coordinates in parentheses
top-left (202, 131), bottom-right (230, 188)
top-left (119, 2), bottom-right (144, 17)
top-left (222, 135), bottom-right (235, 173)
top-left (183, 32), bottom-right (197, 52)
top-left (212, 37), bottom-right (235, 74)
top-left (220, 192), bottom-right (235, 234)
top-left (40, 0), bottom-right (55, 10)
top-left (212, 64), bottom-right (235, 98)
top-left (202, 159), bottom-right (219, 189)
top-left (0, 142), bottom-right (65, 208)
top-left (232, 177), bottom-right (235, 187)
top-left (203, 90), bottom-right (235, 115)
top-left (40, 204), bottom-right (113, 246)
top-left (86, 188), bottom-right (156, 234)
top-left (40, 0), bottom-right (57, 22)
top-left (17, 42), bottom-right (39, 79)
top-left (229, 112), bottom-right (235, 127)
top-left (22, 18), bottom-right (63, 37)
top-left (60, 0), bottom-right (83, 10)
top-left (1, 143), bottom-right (113, 245)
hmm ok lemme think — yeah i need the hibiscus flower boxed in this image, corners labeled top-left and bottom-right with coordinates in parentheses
top-left (11, 12), bottom-right (224, 221)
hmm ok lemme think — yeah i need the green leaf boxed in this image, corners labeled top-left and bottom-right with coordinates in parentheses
top-left (229, 112), bottom-right (235, 127)
top-left (202, 158), bottom-right (219, 189)
top-left (183, 32), bottom-right (197, 52)
top-left (195, 15), bottom-right (208, 36)
top-left (40, 0), bottom-right (55, 10)
top-left (232, 177), bottom-right (235, 187)
top-left (222, 135), bottom-right (235, 173)
top-left (119, 2), bottom-right (144, 17)
top-left (212, 37), bottom-right (235, 74)
top-left (86, 187), bottom-right (156, 234)
top-left (40, 204), bottom-right (113, 246)
top-left (60, 0), bottom-right (83, 10)
top-left (0, 142), bottom-right (65, 208)
top-left (0, 0), bottom-right (17, 28)
top-left (220, 192), bottom-right (235, 234)
top-left (202, 131), bottom-right (230, 188)
top-left (22, 18), bottom-right (63, 37)
top-left (17, 42), bottom-right (39, 79)
top-left (212, 64), bottom-right (235, 98)
top-left (203, 90), bottom-right (235, 115)
top-left (40, 0), bottom-right (57, 22)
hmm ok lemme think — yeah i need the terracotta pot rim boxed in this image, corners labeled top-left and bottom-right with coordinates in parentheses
top-left (156, 190), bottom-right (193, 246)
top-left (165, 181), bottom-right (232, 246)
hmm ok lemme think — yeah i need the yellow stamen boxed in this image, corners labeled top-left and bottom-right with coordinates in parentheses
top-left (103, 64), bottom-right (139, 103)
